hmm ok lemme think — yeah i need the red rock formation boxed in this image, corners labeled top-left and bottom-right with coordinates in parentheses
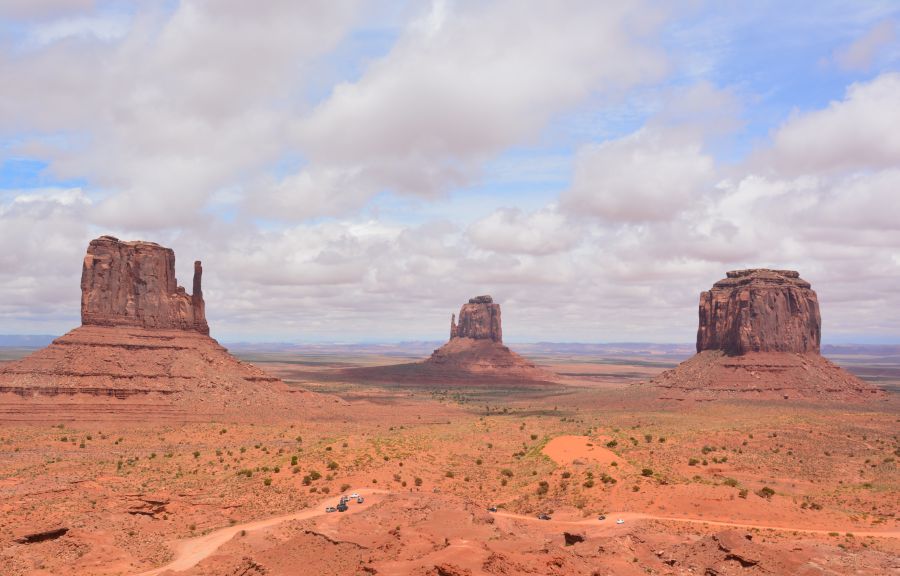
top-left (344, 295), bottom-right (555, 386)
top-left (651, 269), bottom-right (883, 401)
top-left (0, 236), bottom-right (330, 421)
top-left (81, 235), bottom-right (209, 334)
top-left (697, 269), bottom-right (819, 355)
top-left (452, 295), bottom-right (502, 343)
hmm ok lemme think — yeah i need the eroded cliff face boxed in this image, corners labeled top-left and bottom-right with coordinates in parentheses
top-left (696, 269), bottom-right (820, 355)
top-left (451, 295), bottom-right (502, 343)
top-left (80, 236), bottom-right (209, 334)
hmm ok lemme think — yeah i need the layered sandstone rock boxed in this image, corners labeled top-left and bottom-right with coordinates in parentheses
top-left (0, 236), bottom-right (324, 421)
top-left (450, 295), bottom-right (502, 342)
top-left (81, 236), bottom-right (209, 334)
top-left (345, 295), bottom-right (555, 386)
top-left (697, 269), bottom-right (820, 355)
top-left (651, 269), bottom-right (882, 401)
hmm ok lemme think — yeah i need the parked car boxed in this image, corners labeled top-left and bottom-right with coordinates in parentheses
top-left (487, 506), bottom-right (498, 512)
top-left (357, 496), bottom-right (364, 504)
top-left (350, 493), bottom-right (360, 498)
top-left (598, 515), bottom-right (606, 521)
top-left (616, 519), bottom-right (625, 525)
top-left (325, 506), bottom-right (336, 513)
top-left (337, 503), bottom-right (348, 512)
top-left (537, 513), bottom-right (551, 521)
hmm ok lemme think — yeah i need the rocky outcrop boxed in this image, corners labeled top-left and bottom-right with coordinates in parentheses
top-left (81, 236), bottom-right (209, 334)
top-left (650, 269), bottom-right (883, 401)
top-left (0, 236), bottom-right (329, 421)
top-left (451, 295), bottom-right (502, 343)
top-left (343, 295), bottom-right (555, 386)
top-left (697, 269), bottom-right (819, 355)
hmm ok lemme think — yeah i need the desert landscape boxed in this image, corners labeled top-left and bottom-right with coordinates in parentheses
top-left (2, 3), bottom-right (899, 576)
top-left (0, 239), bottom-right (897, 575)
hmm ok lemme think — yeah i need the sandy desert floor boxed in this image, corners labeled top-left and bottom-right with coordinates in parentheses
top-left (1, 349), bottom-right (898, 575)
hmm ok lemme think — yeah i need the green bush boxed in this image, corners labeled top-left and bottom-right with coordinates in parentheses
top-left (756, 486), bottom-right (775, 499)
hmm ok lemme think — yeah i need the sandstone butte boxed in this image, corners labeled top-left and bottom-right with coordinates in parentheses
top-left (652, 269), bottom-right (884, 401)
top-left (345, 295), bottom-right (557, 386)
top-left (0, 236), bottom-right (320, 422)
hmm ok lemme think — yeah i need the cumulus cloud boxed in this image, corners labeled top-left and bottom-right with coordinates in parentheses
top-left (0, 0), bottom-right (361, 228)
top-left (764, 72), bottom-right (900, 175)
top-left (257, 0), bottom-right (667, 219)
top-left (468, 206), bottom-right (581, 255)
top-left (562, 128), bottom-right (715, 222)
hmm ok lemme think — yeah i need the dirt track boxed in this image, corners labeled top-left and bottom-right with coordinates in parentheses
top-left (135, 489), bottom-right (900, 575)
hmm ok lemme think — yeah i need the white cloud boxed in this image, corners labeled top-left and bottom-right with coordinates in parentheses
top-left (468, 206), bottom-right (581, 255)
top-left (562, 128), bottom-right (715, 222)
top-left (0, 0), bottom-right (362, 229)
top-left (257, 0), bottom-right (667, 219)
top-left (765, 72), bottom-right (900, 175)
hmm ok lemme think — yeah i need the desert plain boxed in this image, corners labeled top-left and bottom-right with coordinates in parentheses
top-left (1, 341), bottom-right (897, 576)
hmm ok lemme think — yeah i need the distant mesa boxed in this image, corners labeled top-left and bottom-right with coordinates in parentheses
top-left (651, 269), bottom-right (883, 401)
top-left (450, 295), bottom-right (502, 342)
top-left (345, 295), bottom-right (556, 386)
top-left (0, 236), bottom-right (316, 421)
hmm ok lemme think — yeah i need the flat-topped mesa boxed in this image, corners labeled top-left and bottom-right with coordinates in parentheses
top-left (451, 295), bottom-right (502, 343)
top-left (697, 268), bottom-right (820, 356)
top-left (80, 236), bottom-right (209, 334)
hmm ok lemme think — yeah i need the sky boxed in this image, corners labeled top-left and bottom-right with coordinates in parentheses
top-left (1, 0), bottom-right (899, 344)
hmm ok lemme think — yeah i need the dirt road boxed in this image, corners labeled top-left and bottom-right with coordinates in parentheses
top-left (136, 490), bottom-right (900, 575)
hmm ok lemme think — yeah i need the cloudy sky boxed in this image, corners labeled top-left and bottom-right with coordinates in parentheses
top-left (1, 0), bottom-right (899, 344)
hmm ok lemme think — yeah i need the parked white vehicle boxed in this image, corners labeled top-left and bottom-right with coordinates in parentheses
top-left (616, 519), bottom-right (625, 525)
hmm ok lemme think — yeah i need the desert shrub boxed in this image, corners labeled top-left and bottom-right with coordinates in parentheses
top-left (309, 470), bottom-right (322, 481)
top-left (600, 474), bottom-right (616, 485)
top-left (445, 470), bottom-right (454, 478)
top-left (302, 475), bottom-right (312, 485)
top-left (501, 478), bottom-right (508, 486)
top-left (414, 477), bottom-right (423, 486)
top-left (606, 440), bottom-right (618, 448)
top-left (641, 468), bottom-right (653, 477)
top-left (327, 461), bottom-right (339, 471)
top-left (644, 434), bottom-right (652, 443)
top-left (341, 483), bottom-right (351, 492)
top-left (500, 468), bottom-right (514, 477)
top-left (393, 473), bottom-right (401, 482)
top-left (536, 481), bottom-right (549, 495)
top-left (756, 486), bottom-right (775, 499)
top-left (263, 478), bottom-right (272, 486)
top-left (193, 451), bottom-right (200, 459)
top-left (530, 434), bottom-right (538, 440)
top-left (291, 456), bottom-right (298, 466)
top-left (561, 471), bottom-right (571, 479)
top-left (723, 478), bottom-right (739, 487)
top-left (738, 489), bottom-right (748, 499)
top-left (583, 479), bottom-right (594, 488)
top-left (632, 485), bottom-right (640, 492)
top-left (476, 458), bottom-right (482, 465)
top-left (688, 458), bottom-right (699, 466)
top-left (321, 487), bottom-right (330, 493)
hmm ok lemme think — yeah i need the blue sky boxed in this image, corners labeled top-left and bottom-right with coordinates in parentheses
top-left (1, 1), bottom-right (899, 343)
